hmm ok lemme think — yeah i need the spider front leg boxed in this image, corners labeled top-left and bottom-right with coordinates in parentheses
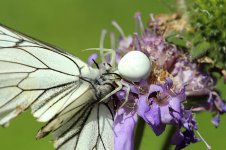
top-left (85, 48), bottom-right (116, 69)
top-left (98, 80), bottom-right (123, 103)
top-left (118, 80), bottom-right (130, 109)
top-left (99, 29), bottom-right (117, 68)
top-left (99, 79), bottom-right (131, 109)
top-left (101, 48), bottom-right (116, 69)
top-left (99, 80), bottom-right (130, 109)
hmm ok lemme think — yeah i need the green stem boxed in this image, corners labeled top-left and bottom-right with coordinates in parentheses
top-left (134, 117), bottom-right (145, 150)
top-left (161, 125), bottom-right (177, 150)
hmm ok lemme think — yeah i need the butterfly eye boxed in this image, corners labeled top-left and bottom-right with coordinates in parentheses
top-left (118, 50), bottom-right (152, 82)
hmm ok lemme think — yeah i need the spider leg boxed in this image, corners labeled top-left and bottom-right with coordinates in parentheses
top-left (98, 79), bottom-right (131, 110)
top-left (84, 48), bottom-right (116, 68)
top-left (118, 81), bottom-right (130, 109)
top-left (98, 80), bottom-right (122, 103)
top-left (99, 29), bottom-right (116, 68)
top-left (102, 49), bottom-right (116, 68)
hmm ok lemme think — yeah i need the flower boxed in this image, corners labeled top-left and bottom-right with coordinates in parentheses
top-left (137, 78), bottom-right (185, 135)
top-left (113, 86), bottom-right (139, 150)
top-left (171, 109), bottom-right (200, 149)
top-left (114, 106), bottom-right (137, 150)
top-left (89, 12), bottom-right (226, 150)
top-left (171, 57), bottom-right (226, 127)
top-left (171, 128), bottom-right (199, 150)
top-left (113, 78), bottom-right (199, 149)
top-left (171, 58), bottom-right (214, 96)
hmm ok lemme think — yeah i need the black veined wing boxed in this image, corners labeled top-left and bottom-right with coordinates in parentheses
top-left (52, 102), bottom-right (114, 150)
top-left (0, 24), bottom-right (114, 150)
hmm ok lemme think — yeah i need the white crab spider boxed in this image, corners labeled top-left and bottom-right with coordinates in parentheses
top-left (89, 29), bottom-right (152, 107)
top-left (90, 48), bottom-right (152, 107)
top-left (118, 50), bottom-right (152, 82)
top-left (87, 48), bottom-right (152, 82)
top-left (116, 50), bottom-right (152, 107)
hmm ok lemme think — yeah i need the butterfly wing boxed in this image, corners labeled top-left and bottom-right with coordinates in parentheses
top-left (49, 102), bottom-right (114, 150)
top-left (0, 24), bottom-right (99, 126)
top-left (0, 24), bottom-right (114, 150)
top-left (34, 84), bottom-right (115, 150)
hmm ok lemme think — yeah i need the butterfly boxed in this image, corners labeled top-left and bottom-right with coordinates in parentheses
top-left (0, 24), bottom-right (118, 150)
top-left (0, 23), bottom-right (152, 150)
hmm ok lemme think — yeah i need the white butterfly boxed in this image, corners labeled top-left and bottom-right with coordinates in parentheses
top-left (0, 24), bottom-right (116, 150)
top-left (0, 23), bottom-right (152, 150)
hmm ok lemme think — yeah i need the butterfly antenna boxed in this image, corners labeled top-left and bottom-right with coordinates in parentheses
top-left (92, 59), bottom-right (99, 69)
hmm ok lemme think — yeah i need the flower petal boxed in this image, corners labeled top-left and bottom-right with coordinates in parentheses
top-left (114, 109), bottom-right (138, 150)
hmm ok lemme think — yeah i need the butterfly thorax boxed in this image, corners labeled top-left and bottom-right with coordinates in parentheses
top-left (94, 71), bottom-right (120, 102)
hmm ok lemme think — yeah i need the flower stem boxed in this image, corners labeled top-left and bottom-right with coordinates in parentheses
top-left (134, 117), bottom-right (145, 150)
top-left (161, 125), bottom-right (176, 150)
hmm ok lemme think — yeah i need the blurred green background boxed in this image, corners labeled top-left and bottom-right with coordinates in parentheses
top-left (0, 0), bottom-right (225, 150)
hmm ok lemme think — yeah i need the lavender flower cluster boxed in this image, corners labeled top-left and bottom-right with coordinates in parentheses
top-left (90, 13), bottom-right (226, 150)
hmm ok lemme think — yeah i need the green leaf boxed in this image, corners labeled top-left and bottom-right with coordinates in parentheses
top-left (165, 31), bottom-right (187, 48)
top-left (191, 33), bottom-right (203, 45)
top-left (191, 41), bottom-right (211, 59)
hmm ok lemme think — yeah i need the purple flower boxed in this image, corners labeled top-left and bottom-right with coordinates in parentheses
top-left (212, 113), bottom-right (220, 128)
top-left (130, 29), bottom-right (180, 72)
top-left (118, 36), bottom-right (133, 52)
top-left (89, 12), bottom-right (226, 150)
top-left (137, 94), bottom-right (166, 135)
top-left (180, 110), bottom-right (197, 131)
top-left (137, 78), bottom-right (185, 135)
top-left (113, 87), bottom-right (138, 150)
top-left (172, 58), bottom-right (214, 96)
top-left (114, 107), bottom-right (137, 150)
top-left (171, 128), bottom-right (199, 150)
top-left (113, 78), bottom-right (196, 149)
top-left (171, 110), bottom-right (200, 149)
top-left (171, 57), bottom-right (226, 127)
